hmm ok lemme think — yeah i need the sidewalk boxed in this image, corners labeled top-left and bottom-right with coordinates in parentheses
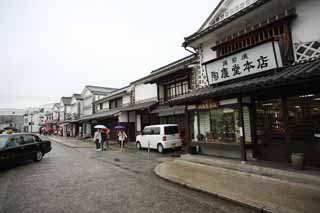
top-left (48, 136), bottom-right (94, 148)
top-left (155, 155), bottom-right (320, 213)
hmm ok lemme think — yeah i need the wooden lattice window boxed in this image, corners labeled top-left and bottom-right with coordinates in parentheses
top-left (215, 21), bottom-right (290, 58)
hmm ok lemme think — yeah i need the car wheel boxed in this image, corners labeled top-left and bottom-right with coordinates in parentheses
top-left (157, 144), bottom-right (164, 153)
top-left (136, 142), bottom-right (141, 150)
top-left (34, 150), bottom-right (43, 162)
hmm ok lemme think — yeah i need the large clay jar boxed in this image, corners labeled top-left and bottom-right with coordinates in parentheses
top-left (291, 153), bottom-right (304, 170)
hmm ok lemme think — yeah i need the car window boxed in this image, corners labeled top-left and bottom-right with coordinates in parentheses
top-left (142, 128), bottom-right (152, 135)
top-left (150, 127), bottom-right (160, 135)
top-left (0, 135), bottom-right (8, 149)
top-left (164, 126), bottom-right (179, 135)
top-left (11, 135), bottom-right (24, 145)
top-left (33, 135), bottom-right (42, 142)
top-left (6, 136), bottom-right (21, 148)
top-left (23, 135), bottom-right (35, 144)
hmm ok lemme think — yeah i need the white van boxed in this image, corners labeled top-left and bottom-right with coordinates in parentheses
top-left (136, 124), bottom-right (182, 153)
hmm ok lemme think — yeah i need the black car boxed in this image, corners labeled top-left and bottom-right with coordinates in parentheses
top-left (0, 133), bottom-right (51, 167)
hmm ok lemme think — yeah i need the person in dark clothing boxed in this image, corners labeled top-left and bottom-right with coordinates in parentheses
top-left (93, 130), bottom-right (101, 150)
top-left (100, 129), bottom-right (107, 151)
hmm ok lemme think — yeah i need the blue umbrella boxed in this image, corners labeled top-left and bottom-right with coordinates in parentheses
top-left (114, 125), bottom-right (126, 130)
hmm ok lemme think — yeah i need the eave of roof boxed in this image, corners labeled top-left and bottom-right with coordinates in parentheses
top-left (183, 0), bottom-right (270, 47)
top-left (144, 54), bottom-right (198, 84)
top-left (168, 57), bottom-right (320, 105)
top-left (119, 100), bottom-right (158, 112)
top-left (79, 109), bottom-right (120, 121)
top-left (93, 86), bottom-right (130, 104)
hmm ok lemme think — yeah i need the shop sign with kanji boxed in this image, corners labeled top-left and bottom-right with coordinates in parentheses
top-left (205, 40), bottom-right (283, 85)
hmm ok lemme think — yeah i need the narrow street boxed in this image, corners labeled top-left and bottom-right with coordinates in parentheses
top-left (0, 139), bottom-right (257, 213)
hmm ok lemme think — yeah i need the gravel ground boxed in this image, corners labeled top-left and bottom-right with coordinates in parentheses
top-left (0, 139), bottom-right (258, 213)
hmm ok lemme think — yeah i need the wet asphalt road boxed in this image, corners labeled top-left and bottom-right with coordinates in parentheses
top-left (0, 140), bottom-right (258, 213)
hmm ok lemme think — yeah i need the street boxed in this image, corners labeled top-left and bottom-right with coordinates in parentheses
top-left (0, 139), bottom-right (257, 213)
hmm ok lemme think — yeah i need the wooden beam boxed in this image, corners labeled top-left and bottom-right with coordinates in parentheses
top-left (238, 97), bottom-right (247, 162)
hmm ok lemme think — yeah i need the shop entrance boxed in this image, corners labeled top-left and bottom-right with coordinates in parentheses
top-left (254, 93), bottom-right (320, 166)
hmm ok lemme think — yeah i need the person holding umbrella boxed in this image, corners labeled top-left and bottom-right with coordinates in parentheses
top-left (93, 128), bottom-right (101, 151)
top-left (100, 129), bottom-right (107, 151)
top-left (100, 128), bottom-right (110, 151)
top-left (94, 125), bottom-right (106, 151)
top-left (116, 127), bottom-right (127, 152)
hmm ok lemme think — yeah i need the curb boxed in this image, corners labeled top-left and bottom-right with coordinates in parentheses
top-left (48, 137), bottom-right (92, 148)
top-left (154, 162), bottom-right (271, 213)
top-left (48, 137), bottom-right (76, 148)
top-left (175, 159), bottom-right (320, 193)
top-left (179, 155), bottom-right (320, 192)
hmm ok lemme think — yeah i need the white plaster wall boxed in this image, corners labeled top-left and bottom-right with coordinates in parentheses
top-left (158, 85), bottom-right (165, 100)
top-left (193, 113), bottom-right (199, 141)
top-left (291, 0), bottom-right (320, 44)
top-left (79, 101), bottom-right (83, 115)
top-left (123, 95), bottom-right (131, 105)
top-left (65, 106), bottom-right (71, 114)
top-left (82, 89), bottom-right (93, 116)
top-left (136, 114), bottom-right (141, 131)
top-left (71, 104), bottom-right (77, 114)
top-left (135, 83), bottom-right (157, 102)
top-left (103, 101), bottom-right (109, 110)
top-left (118, 112), bottom-right (128, 123)
top-left (201, 41), bottom-right (217, 63)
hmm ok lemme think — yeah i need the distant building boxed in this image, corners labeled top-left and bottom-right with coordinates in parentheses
top-left (0, 108), bottom-right (25, 132)
top-left (79, 85), bottom-right (117, 138)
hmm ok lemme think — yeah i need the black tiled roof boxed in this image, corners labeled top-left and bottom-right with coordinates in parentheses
top-left (61, 97), bottom-right (72, 105)
top-left (120, 101), bottom-right (158, 112)
top-left (86, 85), bottom-right (117, 95)
top-left (144, 54), bottom-right (198, 84)
top-left (80, 109), bottom-right (120, 121)
top-left (169, 58), bottom-right (320, 105)
top-left (73, 93), bottom-right (83, 101)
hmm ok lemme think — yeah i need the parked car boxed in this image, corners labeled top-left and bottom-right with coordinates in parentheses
top-left (0, 133), bottom-right (51, 167)
top-left (136, 124), bottom-right (182, 153)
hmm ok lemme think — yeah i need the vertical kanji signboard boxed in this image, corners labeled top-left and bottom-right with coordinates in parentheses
top-left (205, 40), bottom-right (283, 85)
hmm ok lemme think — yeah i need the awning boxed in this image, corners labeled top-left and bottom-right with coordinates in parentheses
top-left (168, 57), bottom-right (320, 105)
top-left (80, 109), bottom-right (120, 122)
top-left (150, 105), bottom-right (185, 117)
top-left (120, 101), bottom-right (157, 112)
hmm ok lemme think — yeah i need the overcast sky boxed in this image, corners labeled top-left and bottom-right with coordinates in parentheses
top-left (0, 0), bottom-right (219, 109)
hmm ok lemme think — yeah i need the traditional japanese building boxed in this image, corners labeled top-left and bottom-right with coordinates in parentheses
top-left (169, 0), bottom-right (320, 166)
top-left (145, 54), bottom-right (200, 145)
top-left (91, 81), bottom-right (159, 142)
top-left (79, 85), bottom-right (117, 138)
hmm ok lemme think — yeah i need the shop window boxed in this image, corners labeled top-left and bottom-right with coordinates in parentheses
top-left (255, 99), bottom-right (285, 144)
top-left (287, 94), bottom-right (320, 142)
top-left (198, 108), bottom-right (241, 144)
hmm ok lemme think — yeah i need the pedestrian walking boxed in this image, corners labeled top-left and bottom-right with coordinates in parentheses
top-left (118, 129), bottom-right (127, 152)
top-left (100, 129), bottom-right (107, 151)
top-left (93, 129), bottom-right (101, 151)
top-left (105, 128), bottom-right (110, 149)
